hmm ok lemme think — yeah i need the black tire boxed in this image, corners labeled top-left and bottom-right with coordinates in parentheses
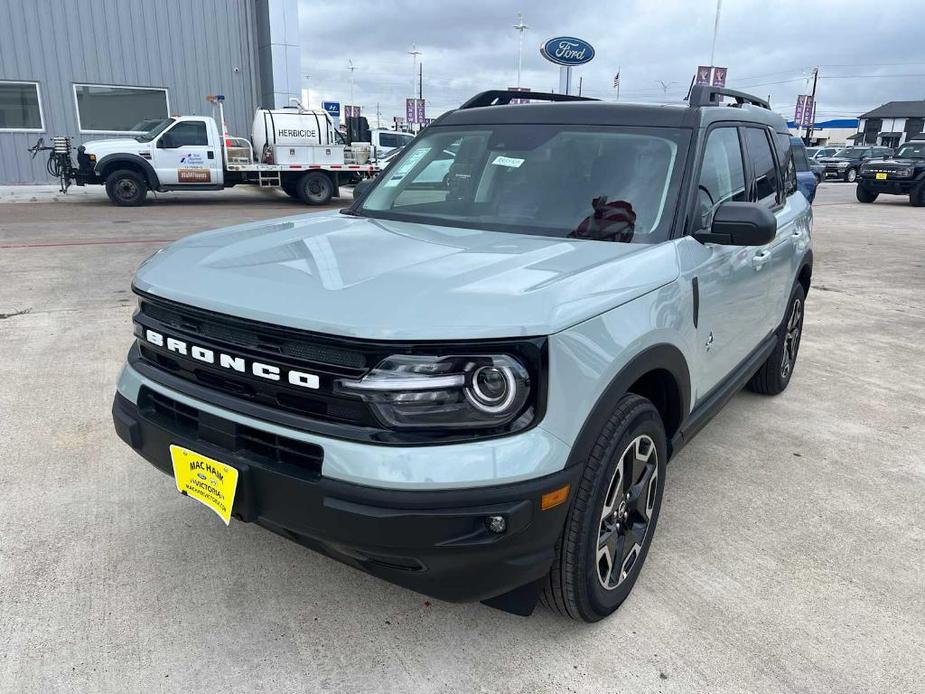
top-left (844, 167), bottom-right (857, 183)
top-left (747, 283), bottom-right (805, 395)
top-left (104, 169), bottom-right (147, 206)
top-left (297, 171), bottom-right (334, 205)
top-left (911, 184), bottom-right (925, 207)
top-left (541, 394), bottom-right (667, 622)
top-left (856, 185), bottom-right (878, 203)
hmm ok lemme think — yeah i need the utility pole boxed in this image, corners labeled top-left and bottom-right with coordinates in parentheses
top-left (419, 62), bottom-right (423, 99)
top-left (513, 13), bottom-right (529, 88)
top-left (805, 66), bottom-right (819, 143)
top-left (346, 60), bottom-right (357, 110)
top-left (376, 102), bottom-right (381, 129)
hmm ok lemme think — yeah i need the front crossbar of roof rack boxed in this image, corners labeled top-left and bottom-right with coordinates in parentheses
top-left (688, 85), bottom-right (770, 110)
top-left (458, 90), bottom-right (598, 109)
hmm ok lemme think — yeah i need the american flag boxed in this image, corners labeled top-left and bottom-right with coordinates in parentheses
top-left (613, 71), bottom-right (621, 88)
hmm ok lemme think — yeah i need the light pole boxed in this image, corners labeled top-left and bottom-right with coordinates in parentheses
top-left (655, 80), bottom-right (678, 98)
top-left (408, 43), bottom-right (422, 132)
top-left (302, 74), bottom-right (311, 109)
top-left (513, 13), bottom-right (529, 88)
top-left (346, 59), bottom-right (357, 110)
top-left (709, 0), bottom-right (722, 69)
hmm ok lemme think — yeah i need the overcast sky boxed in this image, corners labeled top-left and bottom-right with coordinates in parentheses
top-left (298, 0), bottom-right (925, 125)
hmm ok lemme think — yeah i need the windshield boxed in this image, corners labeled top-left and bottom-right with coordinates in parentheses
top-left (359, 125), bottom-right (689, 243)
top-left (896, 143), bottom-right (925, 158)
top-left (834, 148), bottom-right (863, 158)
top-left (135, 118), bottom-right (175, 142)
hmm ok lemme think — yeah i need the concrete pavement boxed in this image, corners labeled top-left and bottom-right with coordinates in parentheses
top-left (0, 184), bottom-right (922, 693)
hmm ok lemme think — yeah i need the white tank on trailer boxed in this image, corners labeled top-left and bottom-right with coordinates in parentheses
top-left (251, 106), bottom-right (338, 162)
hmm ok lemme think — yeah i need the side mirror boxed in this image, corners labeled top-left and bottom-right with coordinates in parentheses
top-left (156, 137), bottom-right (170, 149)
top-left (695, 202), bottom-right (776, 246)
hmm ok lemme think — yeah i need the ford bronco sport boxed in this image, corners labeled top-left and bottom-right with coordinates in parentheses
top-left (112, 86), bottom-right (813, 622)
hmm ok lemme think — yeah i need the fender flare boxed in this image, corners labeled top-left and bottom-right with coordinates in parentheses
top-left (563, 343), bottom-right (691, 470)
top-left (95, 153), bottom-right (160, 190)
top-left (798, 248), bottom-right (813, 295)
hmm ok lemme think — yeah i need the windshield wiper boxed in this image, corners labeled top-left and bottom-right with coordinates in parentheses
top-left (339, 207), bottom-right (365, 217)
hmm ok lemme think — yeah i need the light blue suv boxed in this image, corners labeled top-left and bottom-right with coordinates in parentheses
top-left (112, 86), bottom-right (813, 622)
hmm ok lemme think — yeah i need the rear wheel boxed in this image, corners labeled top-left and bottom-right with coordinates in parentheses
top-left (845, 167), bottom-right (857, 183)
top-left (297, 172), bottom-right (334, 205)
top-left (105, 169), bottom-right (147, 206)
top-left (856, 185), bottom-right (878, 203)
top-left (541, 394), bottom-right (667, 622)
top-left (747, 283), bottom-right (805, 395)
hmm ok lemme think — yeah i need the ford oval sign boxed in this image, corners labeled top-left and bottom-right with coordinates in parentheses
top-left (540, 36), bottom-right (595, 66)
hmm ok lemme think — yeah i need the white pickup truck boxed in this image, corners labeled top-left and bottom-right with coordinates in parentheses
top-left (60, 96), bottom-right (379, 206)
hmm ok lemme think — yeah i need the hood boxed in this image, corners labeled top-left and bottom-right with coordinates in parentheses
top-left (134, 212), bottom-right (680, 340)
top-left (863, 157), bottom-right (922, 167)
top-left (81, 138), bottom-right (147, 156)
top-left (817, 156), bottom-right (859, 163)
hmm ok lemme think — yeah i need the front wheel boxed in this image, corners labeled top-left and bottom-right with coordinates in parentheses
top-left (845, 167), bottom-right (857, 183)
top-left (541, 394), bottom-right (667, 622)
top-left (297, 172), bottom-right (334, 205)
top-left (911, 184), bottom-right (925, 207)
top-left (856, 185), bottom-right (878, 203)
top-left (747, 283), bottom-right (805, 395)
top-left (105, 169), bottom-right (147, 206)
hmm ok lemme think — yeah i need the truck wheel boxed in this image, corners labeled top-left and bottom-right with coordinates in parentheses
top-left (844, 168), bottom-right (857, 183)
top-left (856, 185), bottom-right (878, 203)
top-left (105, 169), bottom-right (147, 206)
top-left (541, 394), bottom-right (666, 622)
top-left (747, 282), bottom-right (805, 395)
top-left (297, 172), bottom-right (333, 205)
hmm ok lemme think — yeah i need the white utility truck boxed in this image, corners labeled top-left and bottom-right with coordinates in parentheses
top-left (36, 95), bottom-right (379, 206)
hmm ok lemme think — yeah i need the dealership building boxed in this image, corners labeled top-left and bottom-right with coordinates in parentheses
top-left (0, 0), bottom-right (302, 184)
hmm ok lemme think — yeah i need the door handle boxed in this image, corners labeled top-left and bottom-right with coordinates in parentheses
top-left (791, 228), bottom-right (802, 238)
top-left (751, 250), bottom-right (771, 270)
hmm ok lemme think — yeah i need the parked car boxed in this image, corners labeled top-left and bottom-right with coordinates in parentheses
top-left (817, 146), bottom-right (893, 182)
top-left (805, 146), bottom-right (838, 160)
top-left (856, 140), bottom-right (925, 206)
top-left (112, 86), bottom-right (812, 623)
top-left (790, 136), bottom-right (818, 202)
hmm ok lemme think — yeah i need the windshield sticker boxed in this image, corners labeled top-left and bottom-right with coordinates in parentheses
top-left (491, 155), bottom-right (525, 168)
top-left (384, 147), bottom-right (432, 187)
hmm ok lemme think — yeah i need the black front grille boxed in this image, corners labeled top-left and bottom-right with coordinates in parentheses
top-left (139, 387), bottom-right (324, 478)
top-left (134, 294), bottom-right (381, 429)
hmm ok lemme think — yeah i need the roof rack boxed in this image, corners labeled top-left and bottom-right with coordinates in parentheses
top-left (688, 85), bottom-right (770, 110)
top-left (458, 90), bottom-right (598, 110)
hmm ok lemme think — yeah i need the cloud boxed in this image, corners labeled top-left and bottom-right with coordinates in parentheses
top-left (298, 0), bottom-right (925, 123)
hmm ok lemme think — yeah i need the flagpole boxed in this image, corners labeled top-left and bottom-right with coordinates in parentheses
top-left (616, 66), bottom-right (620, 101)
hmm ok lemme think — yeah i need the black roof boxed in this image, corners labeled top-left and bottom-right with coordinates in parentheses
top-left (437, 88), bottom-right (788, 132)
top-left (860, 101), bottom-right (925, 119)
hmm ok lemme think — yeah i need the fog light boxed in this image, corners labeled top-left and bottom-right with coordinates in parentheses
top-left (486, 515), bottom-right (506, 534)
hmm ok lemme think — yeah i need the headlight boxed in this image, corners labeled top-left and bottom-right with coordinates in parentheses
top-left (336, 353), bottom-right (533, 431)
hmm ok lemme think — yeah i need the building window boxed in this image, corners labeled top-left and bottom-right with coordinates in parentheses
top-left (73, 84), bottom-right (169, 133)
top-left (0, 81), bottom-right (44, 131)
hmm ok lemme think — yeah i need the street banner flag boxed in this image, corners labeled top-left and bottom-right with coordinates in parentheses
top-left (711, 67), bottom-right (727, 88)
top-left (696, 66), bottom-right (712, 86)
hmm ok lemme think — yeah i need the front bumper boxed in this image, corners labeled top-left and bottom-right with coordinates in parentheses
top-left (112, 388), bottom-right (579, 605)
top-left (858, 174), bottom-right (923, 194)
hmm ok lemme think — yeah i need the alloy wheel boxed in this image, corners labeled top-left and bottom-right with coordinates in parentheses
top-left (596, 435), bottom-right (659, 590)
top-left (780, 297), bottom-right (803, 379)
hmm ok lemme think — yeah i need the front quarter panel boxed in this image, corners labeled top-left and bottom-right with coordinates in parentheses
top-left (540, 274), bottom-right (695, 449)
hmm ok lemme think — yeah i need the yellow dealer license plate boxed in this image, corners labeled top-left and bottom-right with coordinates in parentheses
top-left (170, 445), bottom-right (239, 525)
top-left (876, 172), bottom-right (888, 180)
